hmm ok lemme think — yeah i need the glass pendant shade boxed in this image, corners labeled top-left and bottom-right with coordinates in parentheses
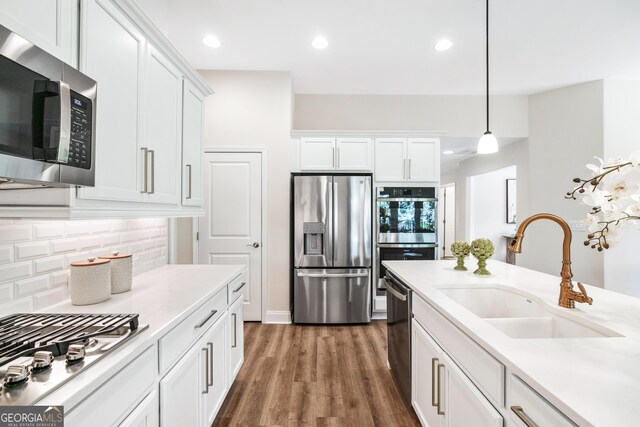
top-left (477, 131), bottom-right (498, 154)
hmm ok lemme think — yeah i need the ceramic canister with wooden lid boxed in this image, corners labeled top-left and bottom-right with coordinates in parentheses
top-left (98, 251), bottom-right (133, 294)
top-left (69, 257), bottom-right (112, 305)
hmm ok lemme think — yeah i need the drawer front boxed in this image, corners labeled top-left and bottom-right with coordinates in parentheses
top-left (65, 345), bottom-right (157, 427)
top-left (159, 286), bottom-right (227, 373)
top-left (227, 271), bottom-right (247, 304)
top-left (413, 294), bottom-right (505, 407)
top-left (508, 375), bottom-right (576, 427)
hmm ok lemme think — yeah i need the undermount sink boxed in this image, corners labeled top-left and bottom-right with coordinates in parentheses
top-left (437, 287), bottom-right (547, 318)
top-left (437, 286), bottom-right (622, 339)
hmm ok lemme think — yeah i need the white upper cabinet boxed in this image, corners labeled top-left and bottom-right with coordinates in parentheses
top-left (300, 137), bottom-right (372, 171)
top-left (300, 138), bottom-right (336, 170)
top-left (374, 138), bottom-right (406, 181)
top-left (141, 44), bottom-right (182, 205)
top-left (0, 0), bottom-right (78, 66)
top-left (336, 138), bottom-right (372, 170)
top-left (407, 138), bottom-right (440, 182)
top-left (77, 0), bottom-right (145, 203)
top-left (375, 137), bottom-right (440, 183)
top-left (182, 80), bottom-right (205, 207)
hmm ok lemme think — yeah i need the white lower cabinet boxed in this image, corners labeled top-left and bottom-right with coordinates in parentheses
top-left (202, 313), bottom-right (229, 426)
top-left (65, 345), bottom-right (158, 427)
top-left (412, 318), bottom-right (503, 427)
top-left (159, 273), bottom-right (246, 427)
top-left (160, 342), bottom-right (202, 427)
top-left (508, 375), bottom-right (576, 427)
top-left (228, 294), bottom-right (245, 384)
top-left (119, 390), bottom-right (159, 427)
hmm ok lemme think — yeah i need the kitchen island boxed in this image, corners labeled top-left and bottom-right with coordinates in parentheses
top-left (384, 259), bottom-right (640, 427)
top-left (36, 264), bottom-right (247, 427)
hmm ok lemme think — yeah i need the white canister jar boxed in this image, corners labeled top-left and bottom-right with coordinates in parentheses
top-left (98, 251), bottom-right (133, 294)
top-left (69, 257), bottom-right (112, 305)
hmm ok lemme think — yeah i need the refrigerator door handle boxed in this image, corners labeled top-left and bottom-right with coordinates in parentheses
top-left (297, 272), bottom-right (369, 278)
top-left (333, 180), bottom-right (338, 264)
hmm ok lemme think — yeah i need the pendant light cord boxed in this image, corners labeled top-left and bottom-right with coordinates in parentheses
top-left (486, 0), bottom-right (490, 133)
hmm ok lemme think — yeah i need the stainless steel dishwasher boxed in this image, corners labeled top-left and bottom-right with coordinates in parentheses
top-left (385, 271), bottom-right (412, 405)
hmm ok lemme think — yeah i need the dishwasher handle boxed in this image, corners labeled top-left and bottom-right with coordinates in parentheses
top-left (297, 272), bottom-right (369, 278)
top-left (385, 275), bottom-right (409, 301)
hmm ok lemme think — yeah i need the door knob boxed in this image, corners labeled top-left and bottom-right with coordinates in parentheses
top-left (247, 242), bottom-right (260, 248)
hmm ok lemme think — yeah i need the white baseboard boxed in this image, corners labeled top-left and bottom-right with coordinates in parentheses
top-left (265, 310), bottom-right (292, 324)
top-left (372, 311), bottom-right (387, 320)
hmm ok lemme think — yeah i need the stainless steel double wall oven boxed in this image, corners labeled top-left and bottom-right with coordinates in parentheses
top-left (376, 186), bottom-right (438, 289)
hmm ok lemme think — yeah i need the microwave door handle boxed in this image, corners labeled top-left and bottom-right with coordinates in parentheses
top-left (56, 81), bottom-right (71, 163)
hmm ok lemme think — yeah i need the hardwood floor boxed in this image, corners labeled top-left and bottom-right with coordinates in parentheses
top-left (213, 321), bottom-right (420, 427)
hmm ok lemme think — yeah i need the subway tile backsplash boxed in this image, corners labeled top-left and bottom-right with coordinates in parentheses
top-left (0, 218), bottom-right (168, 315)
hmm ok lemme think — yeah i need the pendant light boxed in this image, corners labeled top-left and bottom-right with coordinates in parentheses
top-left (477, 0), bottom-right (499, 154)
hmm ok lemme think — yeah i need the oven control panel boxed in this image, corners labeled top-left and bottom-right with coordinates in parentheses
top-left (67, 93), bottom-right (92, 170)
top-left (377, 187), bottom-right (436, 198)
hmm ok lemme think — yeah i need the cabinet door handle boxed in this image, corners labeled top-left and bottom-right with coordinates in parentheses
top-left (437, 363), bottom-right (445, 415)
top-left (233, 281), bottom-right (246, 293)
top-left (140, 147), bottom-right (148, 193)
top-left (232, 313), bottom-right (237, 348)
top-left (148, 149), bottom-right (155, 194)
top-left (186, 164), bottom-right (192, 199)
top-left (201, 347), bottom-right (209, 394)
top-left (337, 146), bottom-right (341, 168)
top-left (332, 145), bottom-right (335, 168)
top-left (194, 310), bottom-right (217, 329)
top-left (431, 358), bottom-right (439, 407)
top-left (408, 158), bottom-right (412, 180)
top-left (207, 342), bottom-right (214, 387)
top-left (511, 406), bottom-right (539, 427)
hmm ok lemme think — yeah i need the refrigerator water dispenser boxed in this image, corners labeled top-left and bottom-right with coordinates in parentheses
top-left (303, 222), bottom-right (324, 255)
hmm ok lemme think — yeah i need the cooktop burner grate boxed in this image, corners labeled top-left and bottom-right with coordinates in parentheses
top-left (0, 313), bottom-right (139, 365)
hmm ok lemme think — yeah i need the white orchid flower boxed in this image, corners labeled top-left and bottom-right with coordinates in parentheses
top-left (625, 203), bottom-right (640, 218)
top-left (585, 214), bottom-right (601, 233)
top-left (601, 168), bottom-right (640, 200)
top-left (585, 156), bottom-right (604, 174)
top-left (581, 189), bottom-right (608, 207)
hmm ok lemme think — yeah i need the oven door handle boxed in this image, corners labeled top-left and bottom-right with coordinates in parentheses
top-left (377, 243), bottom-right (438, 248)
top-left (376, 197), bottom-right (438, 202)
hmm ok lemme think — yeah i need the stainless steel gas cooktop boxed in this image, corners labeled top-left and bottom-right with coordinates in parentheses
top-left (0, 313), bottom-right (148, 406)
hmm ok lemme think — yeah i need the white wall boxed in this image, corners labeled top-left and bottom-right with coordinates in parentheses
top-left (199, 70), bottom-right (293, 317)
top-left (468, 166), bottom-right (517, 262)
top-left (294, 94), bottom-right (529, 137)
top-left (527, 81), bottom-right (605, 288)
top-left (441, 139), bottom-right (530, 249)
top-left (0, 218), bottom-right (168, 316)
top-left (602, 80), bottom-right (640, 296)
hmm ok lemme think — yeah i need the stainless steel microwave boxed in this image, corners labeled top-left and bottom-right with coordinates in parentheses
top-left (0, 23), bottom-right (96, 188)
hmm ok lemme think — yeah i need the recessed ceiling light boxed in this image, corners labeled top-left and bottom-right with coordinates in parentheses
top-left (443, 150), bottom-right (454, 155)
top-left (434, 39), bottom-right (453, 51)
top-left (312, 36), bottom-right (329, 50)
top-left (202, 35), bottom-right (221, 48)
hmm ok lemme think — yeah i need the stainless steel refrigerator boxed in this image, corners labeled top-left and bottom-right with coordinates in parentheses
top-left (292, 174), bottom-right (372, 324)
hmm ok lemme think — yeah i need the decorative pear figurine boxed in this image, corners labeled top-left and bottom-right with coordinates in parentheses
top-left (450, 241), bottom-right (471, 271)
top-left (470, 238), bottom-right (495, 275)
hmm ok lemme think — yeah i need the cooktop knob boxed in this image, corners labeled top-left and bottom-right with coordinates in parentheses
top-left (31, 351), bottom-right (54, 370)
top-left (3, 364), bottom-right (30, 385)
top-left (66, 344), bottom-right (86, 364)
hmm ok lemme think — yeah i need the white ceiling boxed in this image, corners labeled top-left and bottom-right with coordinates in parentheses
top-left (161, 0), bottom-right (640, 95)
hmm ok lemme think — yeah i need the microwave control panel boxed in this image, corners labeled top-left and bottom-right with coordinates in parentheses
top-left (67, 93), bottom-right (92, 169)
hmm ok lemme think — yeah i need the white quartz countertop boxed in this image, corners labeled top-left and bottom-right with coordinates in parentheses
top-left (383, 259), bottom-right (640, 427)
top-left (37, 264), bottom-right (246, 410)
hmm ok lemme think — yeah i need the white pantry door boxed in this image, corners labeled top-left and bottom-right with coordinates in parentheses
top-left (199, 152), bottom-right (262, 321)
